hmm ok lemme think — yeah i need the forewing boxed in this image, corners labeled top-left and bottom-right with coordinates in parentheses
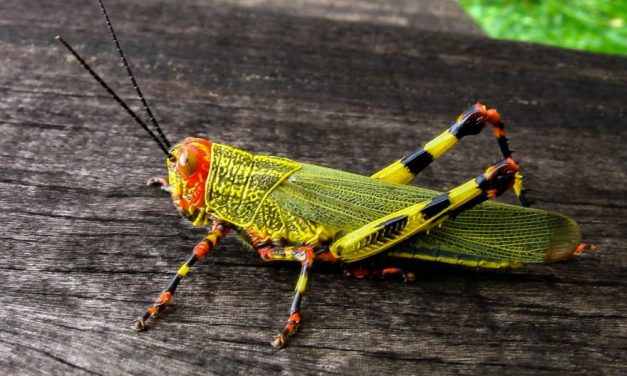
top-left (270, 164), bottom-right (435, 230)
top-left (271, 163), bottom-right (580, 264)
top-left (399, 202), bottom-right (581, 264)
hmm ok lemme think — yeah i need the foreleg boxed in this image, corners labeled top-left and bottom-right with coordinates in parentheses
top-left (134, 220), bottom-right (230, 331)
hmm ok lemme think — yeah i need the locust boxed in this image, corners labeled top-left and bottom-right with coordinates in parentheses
top-left (57, 0), bottom-right (592, 349)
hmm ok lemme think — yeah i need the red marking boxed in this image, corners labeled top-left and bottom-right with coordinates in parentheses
top-left (574, 244), bottom-right (586, 255)
top-left (177, 196), bottom-right (191, 212)
top-left (315, 251), bottom-right (339, 263)
top-left (492, 124), bottom-right (506, 137)
top-left (486, 108), bottom-right (501, 123)
top-left (288, 312), bottom-right (301, 322)
top-left (189, 182), bottom-right (205, 208)
top-left (248, 231), bottom-right (270, 248)
top-left (484, 158), bottom-right (519, 181)
top-left (348, 267), bottom-right (370, 279)
top-left (287, 312), bottom-right (301, 327)
top-left (193, 241), bottom-right (210, 258)
top-left (173, 138), bottom-right (213, 211)
top-left (283, 312), bottom-right (302, 334)
top-left (506, 157), bottom-right (520, 171)
top-left (299, 246), bottom-right (315, 266)
top-left (475, 102), bottom-right (501, 124)
top-left (157, 291), bottom-right (172, 305)
top-left (574, 243), bottom-right (596, 255)
top-left (381, 267), bottom-right (401, 276)
top-left (148, 306), bottom-right (158, 315)
top-left (258, 247), bottom-right (274, 261)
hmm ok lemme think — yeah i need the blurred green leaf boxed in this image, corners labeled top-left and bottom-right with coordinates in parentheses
top-left (457, 0), bottom-right (627, 55)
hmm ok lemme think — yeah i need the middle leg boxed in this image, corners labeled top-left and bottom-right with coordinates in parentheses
top-left (344, 263), bottom-right (415, 282)
top-left (253, 241), bottom-right (320, 348)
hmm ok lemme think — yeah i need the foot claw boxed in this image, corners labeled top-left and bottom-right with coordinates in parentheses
top-left (271, 333), bottom-right (286, 349)
top-left (147, 177), bottom-right (170, 192)
top-left (134, 318), bottom-right (147, 332)
top-left (147, 177), bottom-right (162, 186)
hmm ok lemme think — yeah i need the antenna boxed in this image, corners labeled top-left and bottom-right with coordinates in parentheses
top-left (55, 36), bottom-right (173, 158)
top-left (97, 0), bottom-right (172, 148)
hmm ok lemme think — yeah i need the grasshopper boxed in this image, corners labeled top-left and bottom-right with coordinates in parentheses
top-left (57, 0), bottom-right (591, 348)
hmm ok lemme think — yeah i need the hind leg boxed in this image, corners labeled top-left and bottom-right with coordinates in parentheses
top-left (371, 103), bottom-right (530, 206)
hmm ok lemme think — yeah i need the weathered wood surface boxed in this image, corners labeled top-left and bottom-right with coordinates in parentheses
top-left (1, 0), bottom-right (626, 374)
top-left (213, 0), bottom-right (485, 35)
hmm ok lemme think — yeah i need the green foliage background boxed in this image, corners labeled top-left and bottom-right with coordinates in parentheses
top-left (457, 0), bottom-right (627, 56)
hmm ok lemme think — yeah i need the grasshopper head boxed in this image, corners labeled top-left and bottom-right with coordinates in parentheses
top-left (167, 138), bottom-right (212, 221)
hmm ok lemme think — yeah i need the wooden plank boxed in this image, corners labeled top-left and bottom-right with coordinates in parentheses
top-left (0, 0), bottom-right (625, 374)
top-left (214, 0), bottom-right (485, 35)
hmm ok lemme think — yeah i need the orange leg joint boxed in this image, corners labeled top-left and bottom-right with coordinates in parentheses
top-left (135, 220), bottom-right (230, 332)
top-left (253, 244), bottom-right (318, 348)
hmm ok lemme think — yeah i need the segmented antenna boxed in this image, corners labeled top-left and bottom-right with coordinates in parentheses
top-left (97, 0), bottom-right (171, 148)
top-left (55, 36), bottom-right (173, 158)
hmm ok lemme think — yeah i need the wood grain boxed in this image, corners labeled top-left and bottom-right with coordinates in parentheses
top-left (1, 0), bottom-right (625, 374)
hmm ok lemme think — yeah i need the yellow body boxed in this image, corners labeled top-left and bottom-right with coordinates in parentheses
top-left (193, 143), bottom-right (580, 268)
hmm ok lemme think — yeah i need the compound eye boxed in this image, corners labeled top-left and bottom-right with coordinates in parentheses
top-left (177, 148), bottom-right (198, 177)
